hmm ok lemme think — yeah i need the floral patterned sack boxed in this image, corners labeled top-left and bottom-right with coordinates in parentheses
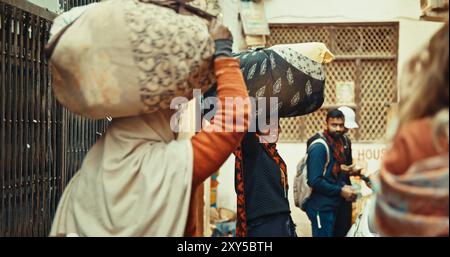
top-left (203, 43), bottom-right (334, 118)
top-left (49, 0), bottom-right (215, 119)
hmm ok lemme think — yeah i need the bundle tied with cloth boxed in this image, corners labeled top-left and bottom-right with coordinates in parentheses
top-left (203, 42), bottom-right (335, 119)
top-left (46, 0), bottom-right (217, 119)
top-left (44, 0), bottom-right (224, 236)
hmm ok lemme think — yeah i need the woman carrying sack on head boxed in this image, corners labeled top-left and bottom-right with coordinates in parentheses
top-left (49, 19), bottom-right (251, 237)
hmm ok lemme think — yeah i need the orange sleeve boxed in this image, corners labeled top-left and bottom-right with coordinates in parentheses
top-left (190, 57), bottom-right (251, 187)
top-left (382, 132), bottom-right (412, 175)
top-left (185, 57), bottom-right (250, 236)
top-left (382, 118), bottom-right (444, 175)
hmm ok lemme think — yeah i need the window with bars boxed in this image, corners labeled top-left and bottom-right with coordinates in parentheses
top-left (267, 23), bottom-right (399, 143)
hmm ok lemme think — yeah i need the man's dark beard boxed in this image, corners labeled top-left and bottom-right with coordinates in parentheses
top-left (329, 132), bottom-right (343, 140)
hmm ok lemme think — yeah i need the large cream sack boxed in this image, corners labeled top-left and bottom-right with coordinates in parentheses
top-left (50, 0), bottom-right (215, 119)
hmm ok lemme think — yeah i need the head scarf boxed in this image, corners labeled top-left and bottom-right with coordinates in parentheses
top-left (375, 154), bottom-right (449, 236)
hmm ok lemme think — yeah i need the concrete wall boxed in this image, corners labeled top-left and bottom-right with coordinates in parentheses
top-left (220, 0), bottom-right (445, 81)
top-left (263, 0), bottom-right (421, 23)
top-left (27, 0), bottom-right (60, 13)
top-left (264, 0), bottom-right (444, 86)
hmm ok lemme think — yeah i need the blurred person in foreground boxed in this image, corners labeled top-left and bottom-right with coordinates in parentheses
top-left (375, 22), bottom-right (449, 237)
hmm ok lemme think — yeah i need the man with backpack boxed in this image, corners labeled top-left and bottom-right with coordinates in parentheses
top-left (301, 109), bottom-right (357, 237)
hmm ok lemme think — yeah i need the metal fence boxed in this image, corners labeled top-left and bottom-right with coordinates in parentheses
top-left (0, 0), bottom-right (108, 237)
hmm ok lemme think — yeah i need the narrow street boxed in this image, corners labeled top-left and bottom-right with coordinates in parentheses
top-left (0, 0), bottom-right (448, 238)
